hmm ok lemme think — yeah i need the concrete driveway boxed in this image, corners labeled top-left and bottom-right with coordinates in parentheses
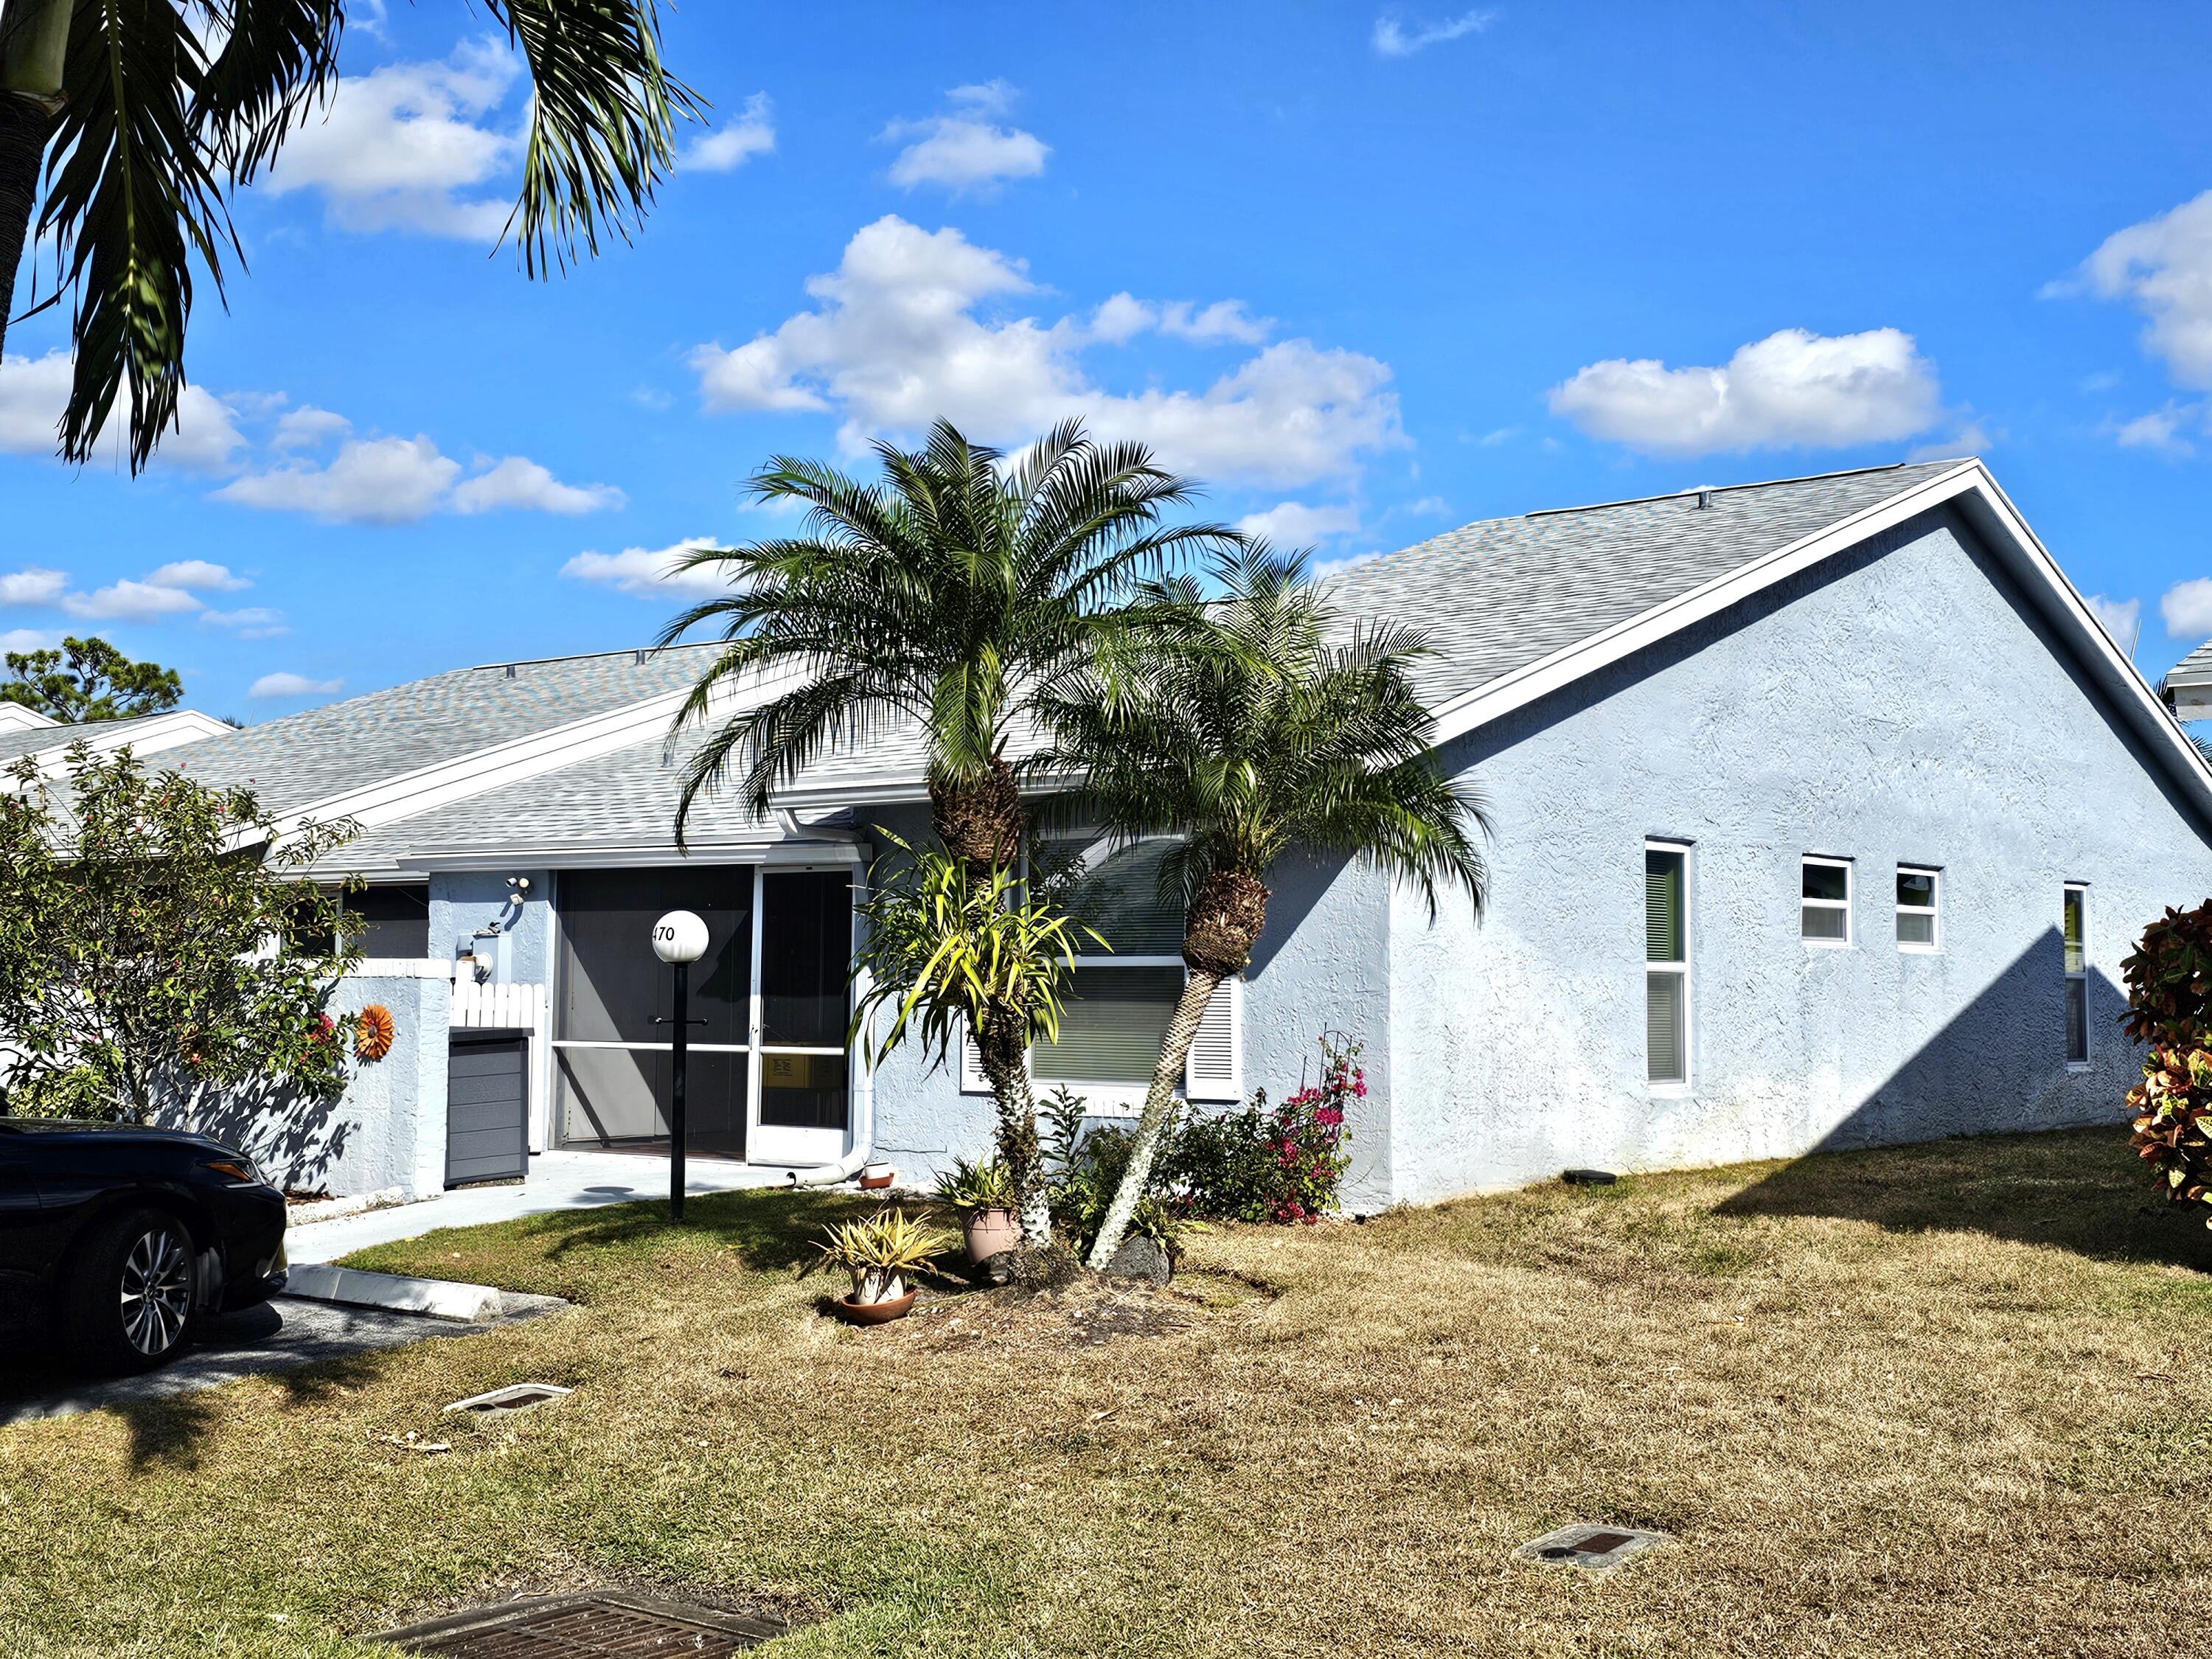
top-left (0, 1291), bottom-right (563, 1426)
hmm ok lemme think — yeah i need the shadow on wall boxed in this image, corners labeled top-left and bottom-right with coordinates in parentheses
top-left (1712, 930), bottom-right (2211, 1269)
top-left (175, 1076), bottom-right (353, 1197)
top-left (1792, 927), bottom-right (2129, 1155)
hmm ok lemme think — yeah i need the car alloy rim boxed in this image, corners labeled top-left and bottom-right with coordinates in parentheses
top-left (119, 1226), bottom-right (192, 1355)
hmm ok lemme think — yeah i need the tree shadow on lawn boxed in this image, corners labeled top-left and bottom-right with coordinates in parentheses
top-left (1714, 1126), bottom-right (2212, 1276)
top-left (528, 1186), bottom-right (902, 1274)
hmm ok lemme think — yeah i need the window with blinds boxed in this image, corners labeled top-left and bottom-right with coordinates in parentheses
top-left (2063, 884), bottom-right (2088, 1065)
top-left (1801, 857), bottom-right (1851, 945)
top-left (1646, 843), bottom-right (1689, 1087)
top-left (1896, 866), bottom-right (1938, 951)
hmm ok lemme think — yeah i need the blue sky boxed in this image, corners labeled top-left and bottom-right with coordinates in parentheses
top-left (5, 1), bottom-right (2212, 719)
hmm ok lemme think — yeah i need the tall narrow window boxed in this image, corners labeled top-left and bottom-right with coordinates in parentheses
top-left (1896, 866), bottom-right (1938, 951)
top-left (1646, 843), bottom-right (1688, 1086)
top-left (2063, 884), bottom-right (2089, 1065)
top-left (1801, 857), bottom-right (1852, 945)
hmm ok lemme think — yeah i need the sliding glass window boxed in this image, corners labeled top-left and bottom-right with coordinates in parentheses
top-left (2063, 884), bottom-right (2089, 1066)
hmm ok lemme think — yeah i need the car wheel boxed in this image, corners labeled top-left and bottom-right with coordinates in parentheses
top-left (66, 1208), bottom-right (198, 1373)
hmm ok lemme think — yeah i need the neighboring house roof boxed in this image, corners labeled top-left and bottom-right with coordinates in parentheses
top-left (0, 709), bottom-right (234, 771)
top-left (0, 703), bottom-right (58, 734)
top-left (2160, 638), bottom-right (2212, 720)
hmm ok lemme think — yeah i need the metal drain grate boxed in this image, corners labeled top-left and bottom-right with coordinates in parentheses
top-left (372, 1590), bottom-right (788, 1656)
top-left (1515, 1523), bottom-right (1668, 1574)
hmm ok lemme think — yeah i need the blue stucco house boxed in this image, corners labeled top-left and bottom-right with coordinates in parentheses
top-left (29, 456), bottom-right (2205, 1206)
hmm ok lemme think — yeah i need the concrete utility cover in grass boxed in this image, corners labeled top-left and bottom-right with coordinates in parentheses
top-left (442, 1382), bottom-right (571, 1417)
top-left (372, 1590), bottom-right (788, 1655)
top-left (1516, 1523), bottom-right (1668, 1574)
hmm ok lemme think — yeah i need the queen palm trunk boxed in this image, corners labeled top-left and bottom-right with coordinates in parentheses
top-left (1085, 868), bottom-right (1271, 1268)
top-left (1082, 965), bottom-right (1221, 1269)
top-left (929, 755), bottom-right (1025, 873)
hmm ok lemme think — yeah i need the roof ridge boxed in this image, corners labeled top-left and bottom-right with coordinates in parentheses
top-left (1523, 458), bottom-right (1963, 521)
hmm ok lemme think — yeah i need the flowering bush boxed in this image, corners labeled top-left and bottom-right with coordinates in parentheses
top-left (2121, 903), bottom-right (2212, 1226)
top-left (1162, 1034), bottom-right (1360, 1224)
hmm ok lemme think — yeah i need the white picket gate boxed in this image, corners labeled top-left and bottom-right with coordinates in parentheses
top-left (450, 979), bottom-right (554, 1152)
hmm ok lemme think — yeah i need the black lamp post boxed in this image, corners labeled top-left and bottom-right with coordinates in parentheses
top-left (650, 909), bottom-right (709, 1222)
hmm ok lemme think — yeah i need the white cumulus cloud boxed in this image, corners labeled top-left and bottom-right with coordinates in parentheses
top-left (451, 456), bottom-right (626, 515)
top-left (2074, 189), bottom-right (2212, 389)
top-left (272, 405), bottom-right (351, 449)
top-left (0, 350), bottom-right (246, 471)
top-left (60, 579), bottom-right (206, 622)
top-left (146, 560), bottom-right (247, 592)
top-left (1372, 9), bottom-right (1497, 57)
top-left (2113, 403), bottom-right (2197, 456)
top-left (217, 435), bottom-right (462, 524)
top-left (688, 215), bottom-right (1402, 488)
top-left (1548, 327), bottom-right (1943, 458)
top-left (250, 672), bottom-right (344, 700)
top-left (885, 83), bottom-right (1048, 192)
top-left (2163, 577), bottom-right (2212, 641)
top-left (1235, 501), bottom-right (1363, 546)
top-left (2084, 594), bottom-right (2141, 651)
top-left (262, 40), bottom-right (518, 239)
top-left (561, 537), bottom-right (731, 599)
top-left (0, 568), bottom-right (69, 606)
top-left (0, 627), bottom-right (56, 654)
top-left (684, 92), bottom-right (775, 171)
top-left (203, 607), bottom-right (289, 640)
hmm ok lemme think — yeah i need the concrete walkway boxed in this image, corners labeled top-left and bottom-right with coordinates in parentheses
top-left (286, 1150), bottom-right (805, 1263)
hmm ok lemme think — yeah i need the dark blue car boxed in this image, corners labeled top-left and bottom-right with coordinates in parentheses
top-left (0, 1119), bottom-right (288, 1373)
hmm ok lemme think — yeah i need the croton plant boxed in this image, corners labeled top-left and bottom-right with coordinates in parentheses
top-left (2121, 900), bottom-right (2212, 1225)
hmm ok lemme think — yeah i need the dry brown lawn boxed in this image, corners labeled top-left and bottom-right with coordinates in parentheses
top-left (4, 1127), bottom-right (2210, 1657)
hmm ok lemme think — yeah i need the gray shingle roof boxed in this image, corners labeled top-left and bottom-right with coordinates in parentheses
top-left (1318, 459), bottom-right (1969, 704)
top-left (0, 712), bottom-right (178, 763)
top-left (2163, 637), bottom-right (2212, 691)
top-left (168, 644), bottom-right (725, 815)
top-left (315, 728), bottom-right (779, 874)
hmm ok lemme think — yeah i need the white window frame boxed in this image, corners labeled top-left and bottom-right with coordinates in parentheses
top-left (1646, 839), bottom-right (1691, 1092)
top-left (2063, 882), bottom-right (2090, 1069)
top-left (1895, 864), bottom-right (1940, 953)
top-left (1801, 855), bottom-right (1854, 947)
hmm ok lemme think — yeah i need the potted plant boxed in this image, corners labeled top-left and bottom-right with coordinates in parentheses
top-left (814, 1208), bottom-right (950, 1324)
top-left (934, 1156), bottom-right (1021, 1266)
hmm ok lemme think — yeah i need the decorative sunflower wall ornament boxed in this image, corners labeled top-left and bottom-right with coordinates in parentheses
top-left (354, 1004), bottom-right (397, 1063)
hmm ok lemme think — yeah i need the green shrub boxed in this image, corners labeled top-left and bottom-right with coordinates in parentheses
top-left (2121, 902), bottom-right (2212, 1226)
top-left (1040, 1093), bottom-right (1192, 1260)
top-left (1160, 1034), bottom-right (1360, 1224)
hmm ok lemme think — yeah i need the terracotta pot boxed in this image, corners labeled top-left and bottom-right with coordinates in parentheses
top-left (838, 1290), bottom-right (916, 1325)
top-left (858, 1163), bottom-right (897, 1190)
top-left (964, 1206), bottom-right (1020, 1265)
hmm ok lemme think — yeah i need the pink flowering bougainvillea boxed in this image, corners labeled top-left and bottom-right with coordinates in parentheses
top-left (1161, 1034), bottom-right (1360, 1224)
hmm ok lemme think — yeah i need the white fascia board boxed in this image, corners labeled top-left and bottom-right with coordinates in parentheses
top-left (408, 840), bottom-right (866, 871)
top-left (0, 703), bottom-right (57, 731)
top-left (25, 708), bottom-right (234, 774)
top-left (249, 665), bottom-right (799, 855)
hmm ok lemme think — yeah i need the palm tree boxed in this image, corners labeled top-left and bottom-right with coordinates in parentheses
top-left (0, 1), bottom-right (699, 470)
top-left (660, 419), bottom-right (1242, 866)
top-left (1035, 543), bottom-right (1492, 1267)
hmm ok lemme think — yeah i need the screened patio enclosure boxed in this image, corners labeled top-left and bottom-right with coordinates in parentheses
top-left (554, 865), bottom-right (855, 1166)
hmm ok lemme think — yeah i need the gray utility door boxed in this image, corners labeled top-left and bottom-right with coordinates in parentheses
top-left (447, 1030), bottom-right (529, 1186)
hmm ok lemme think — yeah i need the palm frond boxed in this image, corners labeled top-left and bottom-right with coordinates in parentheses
top-left (482, 0), bottom-right (703, 276)
top-left (40, 0), bottom-right (233, 468)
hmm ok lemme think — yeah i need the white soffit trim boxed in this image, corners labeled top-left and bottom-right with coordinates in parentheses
top-left (0, 703), bottom-right (57, 731)
top-left (27, 707), bottom-right (234, 772)
top-left (253, 664), bottom-right (799, 853)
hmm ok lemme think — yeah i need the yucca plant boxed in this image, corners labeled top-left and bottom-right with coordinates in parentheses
top-left (933, 1155), bottom-right (1017, 1217)
top-left (851, 830), bottom-right (1102, 1247)
top-left (1035, 543), bottom-right (1491, 1267)
top-left (813, 1207), bottom-right (951, 1305)
top-left (0, 0), bottom-right (700, 469)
